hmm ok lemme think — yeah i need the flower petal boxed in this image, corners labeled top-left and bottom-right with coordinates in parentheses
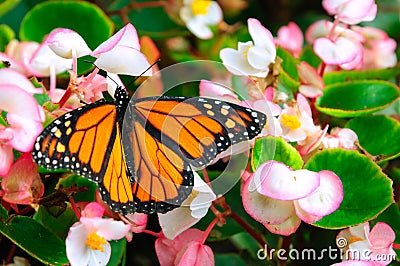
top-left (159, 205), bottom-right (199, 240)
top-left (176, 241), bottom-right (214, 266)
top-left (93, 46), bottom-right (151, 76)
top-left (66, 222), bottom-right (91, 266)
top-left (296, 170), bottom-right (343, 216)
top-left (6, 114), bottom-right (43, 152)
top-left (87, 243), bottom-right (111, 266)
top-left (92, 23), bottom-right (140, 56)
top-left (186, 17), bottom-right (214, 39)
top-left (252, 161), bottom-right (320, 200)
top-left (0, 85), bottom-right (43, 121)
top-left (368, 222), bottom-right (395, 249)
top-left (314, 37), bottom-right (359, 65)
top-left (247, 18), bottom-right (274, 50)
top-left (247, 45), bottom-right (273, 70)
top-left (293, 201), bottom-right (323, 223)
top-left (29, 43), bottom-right (73, 77)
top-left (45, 28), bottom-right (92, 58)
top-left (0, 68), bottom-right (42, 94)
top-left (0, 144), bottom-right (13, 176)
top-left (263, 212), bottom-right (301, 236)
top-left (243, 177), bottom-right (294, 225)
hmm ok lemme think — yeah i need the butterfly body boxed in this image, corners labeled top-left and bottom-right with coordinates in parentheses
top-left (32, 86), bottom-right (267, 214)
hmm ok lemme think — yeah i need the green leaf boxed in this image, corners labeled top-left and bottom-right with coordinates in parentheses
top-left (323, 66), bottom-right (400, 85)
top-left (33, 205), bottom-right (78, 240)
top-left (277, 47), bottom-right (299, 81)
top-left (0, 0), bottom-right (21, 17)
top-left (20, 1), bottom-right (113, 49)
top-left (346, 115), bottom-right (400, 162)
top-left (252, 136), bottom-right (303, 171)
top-left (0, 204), bottom-right (8, 220)
top-left (109, 0), bottom-right (185, 39)
top-left (316, 80), bottom-right (400, 118)
top-left (0, 24), bottom-right (15, 51)
top-left (277, 47), bottom-right (300, 92)
top-left (57, 174), bottom-right (98, 203)
top-left (108, 238), bottom-right (127, 266)
top-left (299, 45), bottom-right (322, 69)
top-left (0, 216), bottom-right (68, 265)
top-left (304, 149), bottom-right (394, 228)
top-left (215, 254), bottom-right (248, 266)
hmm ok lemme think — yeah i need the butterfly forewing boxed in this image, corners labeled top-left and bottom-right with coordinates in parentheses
top-left (32, 101), bottom-right (118, 182)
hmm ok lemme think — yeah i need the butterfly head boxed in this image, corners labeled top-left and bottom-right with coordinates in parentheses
top-left (114, 86), bottom-right (130, 114)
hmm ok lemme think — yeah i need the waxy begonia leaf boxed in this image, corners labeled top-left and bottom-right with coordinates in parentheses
top-left (346, 115), bottom-right (400, 162)
top-left (299, 45), bottom-right (322, 69)
top-left (252, 136), bottom-right (303, 171)
top-left (0, 24), bottom-right (15, 51)
top-left (0, 216), bottom-right (68, 265)
top-left (20, 1), bottom-right (113, 49)
top-left (0, 0), bottom-right (20, 17)
top-left (215, 254), bottom-right (248, 266)
top-left (109, 0), bottom-right (185, 39)
top-left (316, 80), bottom-right (400, 117)
top-left (277, 47), bottom-right (300, 92)
top-left (305, 149), bottom-right (394, 228)
top-left (109, 239), bottom-right (127, 266)
top-left (33, 205), bottom-right (77, 240)
top-left (323, 66), bottom-right (400, 85)
top-left (57, 174), bottom-right (97, 203)
top-left (0, 204), bottom-right (8, 220)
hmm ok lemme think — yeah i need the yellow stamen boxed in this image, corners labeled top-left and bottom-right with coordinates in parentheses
top-left (191, 0), bottom-right (211, 15)
top-left (86, 232), bottom-right (107, 252)
top-left (280, 114), bottom-right (301, 129)
top-left (349, 236), bottom-right (364, 243)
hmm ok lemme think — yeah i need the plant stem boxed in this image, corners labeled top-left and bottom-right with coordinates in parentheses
top-left (143, 229), bottom-right (162, 238)
top-left (201, 216), bottom-right (220, 244)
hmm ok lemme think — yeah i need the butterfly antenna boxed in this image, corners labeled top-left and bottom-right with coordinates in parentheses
top-left (84, 59), bottom-right (159, 88)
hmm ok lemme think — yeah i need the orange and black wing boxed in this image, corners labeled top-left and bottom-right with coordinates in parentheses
top-left (32, 101), bottom-right (137, 214)
top-left (121, 96), bottom-right (267, 213)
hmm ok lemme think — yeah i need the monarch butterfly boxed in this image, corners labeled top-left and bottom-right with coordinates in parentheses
top-left (32, 77), bottom-right (267, 214)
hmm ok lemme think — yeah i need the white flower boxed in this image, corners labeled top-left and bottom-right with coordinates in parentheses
top-left (158, 172), bottom-right (216, 239)
top-left (220, 18), bottom-right (276, 78)
top-left (65, 203), bottom-right (130, 266)
top-left (180, 0), bottom-right (223, 39)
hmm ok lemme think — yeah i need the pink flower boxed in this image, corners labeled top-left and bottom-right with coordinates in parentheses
top-left (67, 68), bottom-right (108, 103)
top-left (125, 213), bottom-right (148, 234)
top-left (279, 94), bottom-right (321, 143)
top-left (91, 23), bottom-right (151, 76)
top-left (0, 71), bottom-right (44, 175)
top-left (242, 161), bottom-right (343, 235)
top-left (352, 26), bottom-right (397, 69)
top-left (45, 28), bottom-right (92, 59)
top-left (322, 0), bottom-right (377, 25)
top-left (220, 18), bottom-right (276, 78)
top-left (297, 62), bottom-right (325, 98)
top-left (313, 36), bottom-right (360, 65)
top-left (275, 22), bottom-right (304, 57)
top-left (0, 40), bottom-right (40, 75)
top-left (155, 228), bottom-right (214, 266)
top-left (322, 128), bottom-right (358, 149)
top-left (0, 153), bottom-right (44, 205)
top-left (336, 222), bottom-right (396, 265)
top-left (66, 202), bottom-right (131, 266)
